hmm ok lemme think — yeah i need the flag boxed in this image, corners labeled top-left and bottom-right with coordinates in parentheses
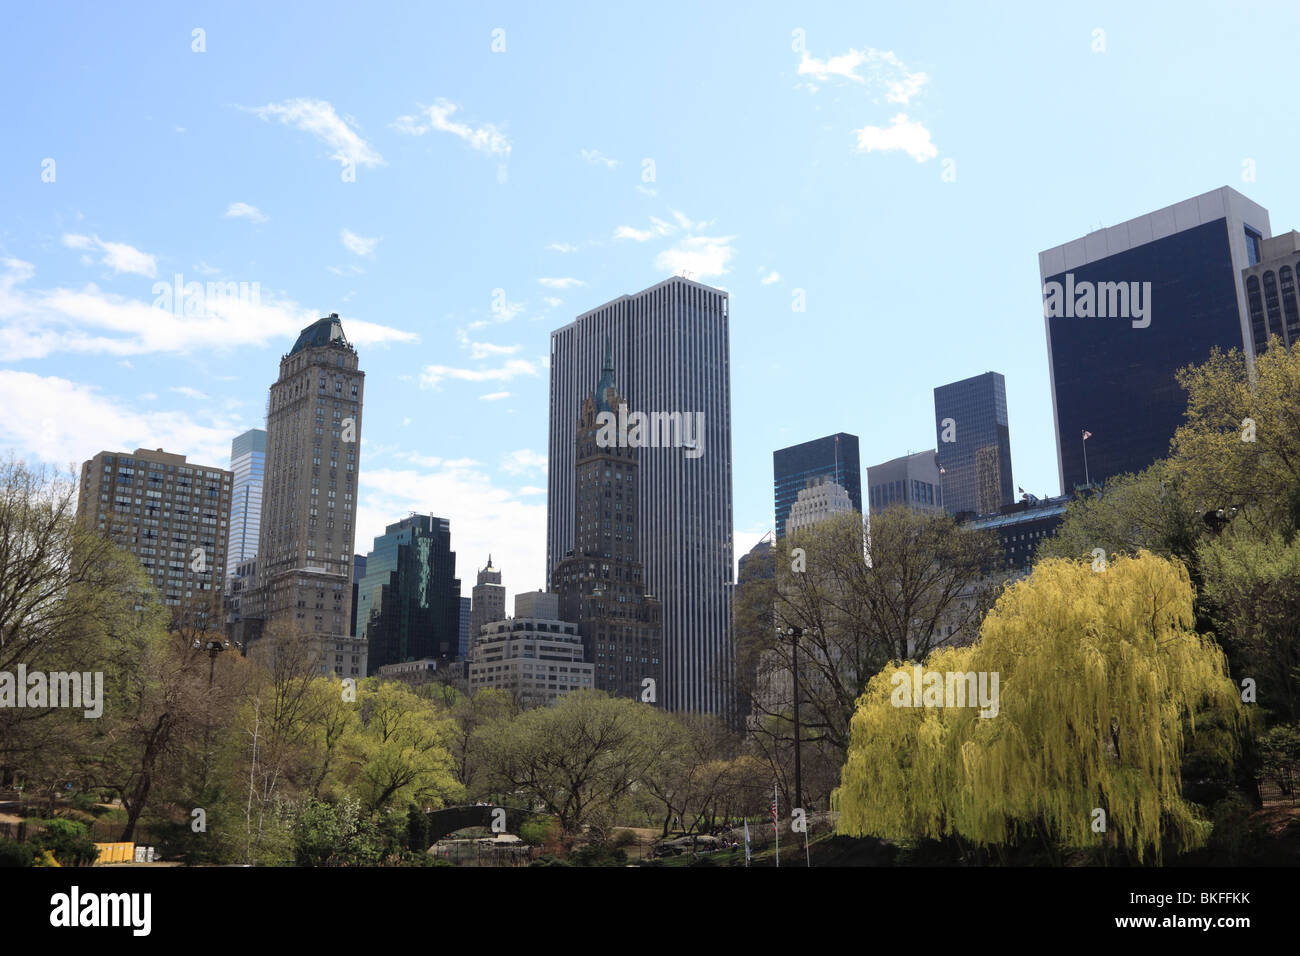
top-left (1082, 430), bottom-right (1092, 440)
top-left (770, 787), bottom-right (778, 824)
top-left (743, 819), bottom-right (751, 864)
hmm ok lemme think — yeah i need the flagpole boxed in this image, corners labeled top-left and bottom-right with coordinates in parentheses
top-left (1081, 430), bottom-right (1091, 487)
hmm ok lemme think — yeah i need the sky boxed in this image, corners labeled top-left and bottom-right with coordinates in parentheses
top-left (3, 1), bottom-right (1298, 607)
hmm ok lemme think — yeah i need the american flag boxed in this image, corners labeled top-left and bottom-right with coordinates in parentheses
top-left (770, 787), bottom-right (778, 823)
top-left (1082, 430), bottom-right (1092, 440)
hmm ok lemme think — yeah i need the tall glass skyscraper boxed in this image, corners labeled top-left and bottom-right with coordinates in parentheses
top-left (933, 372), bottom-right (1013, 518)
top-left (772, 433), bottom-right (860, 537)
top-left (548, 276), bottom-right (733, 715)
top-left (1040, 187), bottom-right (1270, 492)
top-left (355, 514), bottom-right (461, 670)
top-left (227, 428), bottom-right (265, 577)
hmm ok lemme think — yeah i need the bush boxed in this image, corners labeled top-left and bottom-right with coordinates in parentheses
top-left (0, 838), bottom-right (39, 867)
top-left (36, 819), bottom-right (98, 867)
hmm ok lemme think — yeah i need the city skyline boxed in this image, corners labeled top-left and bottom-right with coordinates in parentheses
top-left (7, 4), bottom-right (1300, 604)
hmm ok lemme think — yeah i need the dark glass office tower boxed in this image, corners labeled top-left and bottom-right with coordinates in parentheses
top-left (772, 433), bottom-right (861, 537)
top-left (1041, 187), bottom-right (1269, 492)
top-left (933, 373), bottom-right (1013, 518)
top-left (355, 514), bottom-right (461, 670)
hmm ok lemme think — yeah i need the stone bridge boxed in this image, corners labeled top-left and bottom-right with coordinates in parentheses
top-left (425, 805), bottom-right (544, 842)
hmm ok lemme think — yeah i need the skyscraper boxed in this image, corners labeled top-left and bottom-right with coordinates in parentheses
top-left (458, 596), bottom-right (471, 659)
top-left (552, 346), bottom-right (663, 701)
top-left (548, 276), bottom-right (733, 714)
top-left (866, 450), bottom-right (944, 516)
top-left (786, 476), bottom-right (854, 534)
top-left (248, 313), bottom-right (365, 674)
top-left (77, 447), bottom-right (232, 630)
top-left (227, 428), bottom-right (266, 576)
top-left (1242, 229), bottom-right (1300, 353)
top-left (470, 557), bottom-right (505, 645)
top-left (355, 514), bottom-right (461, 670)
top-left (933, 372), bottom-right (1013, 518)
top-left (772, 433), bottom-right (861, 538)
top-left (1040, 186), bottom-right (1270, 492)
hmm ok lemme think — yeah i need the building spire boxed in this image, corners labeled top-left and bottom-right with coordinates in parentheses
top-left (486, 553), bottom-right (494, 570)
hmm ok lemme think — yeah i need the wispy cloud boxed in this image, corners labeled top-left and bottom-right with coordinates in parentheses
top-left (501, 448), bottom-right (547, 475)
top-left (656, 235), bottom-right (736, 279)
top-left (855, 113), bottom-right (937, 162)
top-left (0, 257), bottom-right (415, 360)
top-left (62, 234), bottom-right (157, 278)
top-left (579, 148), bottom-right (618, 168)
top-left (420, 358), bottom-right (539, 389)
top-left (394, 99), bottom-right (511, 179)
top-left (224, 202), bottom-right (268, 223)
top-left (547, 242), bottom-right (578, 253)
top-left (538, 277), bottom-right (585, 289)
top-left (760, 270), bottom-right (781, 285)
top-left (243, 98), bottom-right (385, 171)
top-left (480, 391), bottom-right (511, 401)
top-left (340, 229), bottom-right (380, 257)
top-left (797, 47), bottom-right (929, 105)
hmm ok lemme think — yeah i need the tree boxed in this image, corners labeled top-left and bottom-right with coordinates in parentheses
top-left (1168, 340), bottom-right (1300, 535)
top-left (834, 551), bottom-right (1245, 864)
top-left (473, 690), bottom-right (660, 836)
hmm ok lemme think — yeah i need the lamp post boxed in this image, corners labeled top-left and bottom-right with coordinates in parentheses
top-left (777, 625), bottom-right (804, 813)
top-left (193, 638), bottom-right (231, 687)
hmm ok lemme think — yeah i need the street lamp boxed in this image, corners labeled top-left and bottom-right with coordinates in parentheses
top-left (776, 625), bottom-right (807, 813)
top-left (193, 638), bottom-right (231, 687)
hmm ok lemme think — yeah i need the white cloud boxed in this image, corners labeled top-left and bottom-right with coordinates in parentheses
top-left (542, 297), bottom-right (562, 308)
top-left (547, 242), bottom-right (578, 253)
top-left (170, 385), bottom-right (208, 400)
top-left (655, 235), bottom-right (736, 279)
top-left (0, 257), bottom-right (415, 360)
top-left (394, 99), bottom-right (511, 178)
top-left (797, 48), bottom-right (929, 105)
top-left (456, 329), bottom-right (521, 360)
top-left (480, 391), bottom-right (511, 401)
top-left (501, 448), bottom-right (547, 475)
top-left (538, 277), bottom-right (585, 289)
top-left (614, 216), bottom-right (676, 242)
top-left (225, 202), bottom-right (268, 223)
top-left (194, 261), bottom-right (221, 277)
top-left (61, 234), bottom-right (157, 278)
top-left (340, 229), bottom-right (380, 257)
top-left (635, 184), bottom-right (658, 197)
top-left (855, 113), bottom-right (938, 162)
top-left (0, 371), bottom-right (243, 469)
top-left (243, 98), bottom-right (385, 171)
top-left (420, 358), bottom-right (539, 389)
top-left (579, 148), bottom-right (618, 168)
top-left (760, 270), bottom-right (781, 285)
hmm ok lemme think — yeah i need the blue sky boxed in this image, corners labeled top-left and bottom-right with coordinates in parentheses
top-left (3, 1), bottom-right (1297, 602)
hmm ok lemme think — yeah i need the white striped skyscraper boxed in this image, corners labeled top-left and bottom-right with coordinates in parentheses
top-left (547, 276), bottom-right (734, 715)
top-left (227, 428), bottom-right (265, 576)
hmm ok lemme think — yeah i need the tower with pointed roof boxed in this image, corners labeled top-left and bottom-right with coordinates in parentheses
top-left (552, 353), bottom-right (662, 701)
top-left (238, 313), bottom-right (367, 676)
top-left (470, 555), bottom-right (505, 647)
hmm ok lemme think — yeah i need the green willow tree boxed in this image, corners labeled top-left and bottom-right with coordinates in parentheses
top-left (834, 551), bottom-right (1245, 864)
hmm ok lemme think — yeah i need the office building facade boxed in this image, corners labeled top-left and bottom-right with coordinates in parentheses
top-left (772, 433), bottom-right (861, 538)
top-left (1242, 229), bottom-right (1300, 353)
top-left (934, 372), bottom-right (1013, 518)
top-left (547, 277), bottom-right (733, 714)
top-left (77, 447), bottom-right (232, 629)
top-left (470, 557), bottom-right (505, 645)
top-left (786, 477), bottom-right (855, 534)
top-left (468, 591), bottom-right (594, 706)
top-left (226, 428), bottom-right (266, 576)
top-left (355, 514), bottom-right (461, 670)
top-left (459, 596), bottom-right (471, 659)
top-left (1040, 187), bottom-right (1270, 492)
top-left (867, 450), bottom-right (944, 516)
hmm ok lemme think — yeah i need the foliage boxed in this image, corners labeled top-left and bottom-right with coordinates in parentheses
top-left (1258, 722), bottom-right (1300, 797)
top-left (834, 552), bottom-right (1245, 864)
top-left (36, 817), bottom-right (99, 867)
top-left (0, 838), bottom-right (39, 867)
